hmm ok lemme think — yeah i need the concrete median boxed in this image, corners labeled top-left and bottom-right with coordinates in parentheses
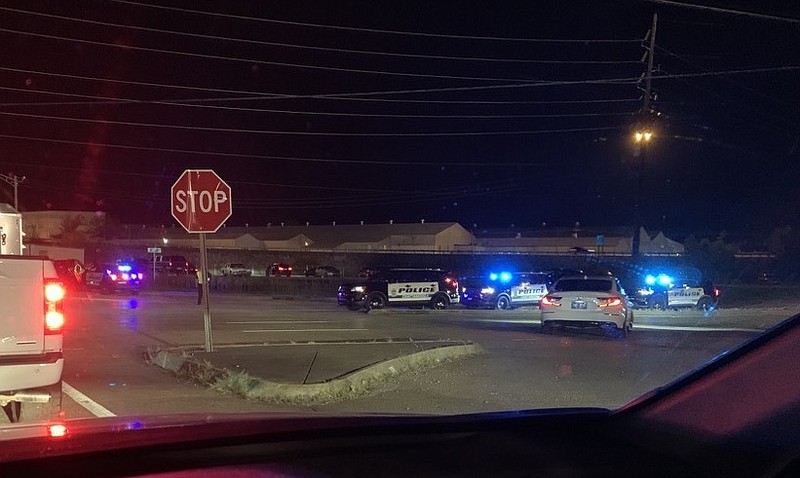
top-left (147, 341), bottom-right (485, 405)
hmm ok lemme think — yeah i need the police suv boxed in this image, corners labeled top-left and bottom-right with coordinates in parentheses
top-left (338, 268), bottom-right (459, 311)
top-left (461, 271), bottom-right (551, 309)
top-left (632, 274), bottom-right (720, 311)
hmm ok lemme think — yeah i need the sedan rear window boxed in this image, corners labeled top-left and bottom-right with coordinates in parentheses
top-left (553, 279), bottom-right (613, 293)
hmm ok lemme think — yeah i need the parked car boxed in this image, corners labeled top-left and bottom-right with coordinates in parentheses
top-left (220, 263), bottom-right (252, 276)
top-left (339, 268), bottom-right (460, 311)
top-left (461, 271), bottom-right (551, 309)
top-left (155, 255), bottom-right (191, 275)
top-left (83, 261), bottom-right (143, 295)
top-left (304, 265), bottom-right (340, 277)
top-left (269, 263), bottom-right (293, 277)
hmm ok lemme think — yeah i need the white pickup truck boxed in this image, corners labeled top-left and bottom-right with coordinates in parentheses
top-left (0, 207), bottom-right (66, 423)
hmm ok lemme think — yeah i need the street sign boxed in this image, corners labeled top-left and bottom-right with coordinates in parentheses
top-left (171, 169), bottom-right (232, 233)
top-left (147, 247), bottom-right (162, 254)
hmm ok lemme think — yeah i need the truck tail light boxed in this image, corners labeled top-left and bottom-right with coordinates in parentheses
top-left (44, 280), bottom-right (66, 334)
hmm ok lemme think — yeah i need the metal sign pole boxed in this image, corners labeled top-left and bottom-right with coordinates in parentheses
top-left (199, 232), bottom-right (213, 352)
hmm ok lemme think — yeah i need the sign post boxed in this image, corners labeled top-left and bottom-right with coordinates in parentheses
top-left (147, 246), bottom-right (162, 283)
top-left (170, 170), bottom-right (232, 353)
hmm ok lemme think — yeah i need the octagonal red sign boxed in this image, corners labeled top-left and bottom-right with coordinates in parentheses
top-left (171, 169), bottom-right (232, 233)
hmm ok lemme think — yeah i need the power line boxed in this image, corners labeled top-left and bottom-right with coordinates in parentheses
top-left (0, 66), bottom-right (635, 102)
top-left (0, 26), bottom-right (546, 83)
top-left (110, 0), bottom-right (643, 43)
top-left (0, 84), bottom-right (641, 107)
top-left (0, 86), bottom-right (635, 119)
top-left (639, 1), bottom-right (800, 24)
top-left (0, 133), bottom-right (568, 166)
top-left (0, 6), bottom-right (643, 65)
top-left (0, 112), bottom-right (626, 136)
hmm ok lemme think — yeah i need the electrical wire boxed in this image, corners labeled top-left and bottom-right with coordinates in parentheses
top-left (0, 27), bottom-right (548, 83)
top-left (110, 0), bottom-right (644, 43)
top-left (0, 86), bottom-right (636, 119)
top-left (0, 111), bottom-right (627, 136)
top-left (0, 134), bottom-right (571, 166)
top-left (0, 6), bottom-right (643, 65)
top-left (639, 1), bottom-right (800, 23)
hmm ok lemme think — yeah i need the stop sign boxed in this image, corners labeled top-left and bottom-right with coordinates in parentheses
top-left (171, 169), bottom-right (232, 233)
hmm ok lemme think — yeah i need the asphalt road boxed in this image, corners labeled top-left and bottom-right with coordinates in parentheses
top-left (57, 291), bottom-right (795, 420)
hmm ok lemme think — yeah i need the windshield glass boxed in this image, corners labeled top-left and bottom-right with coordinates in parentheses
top-left (0, 0), bottom-right (798, 447)
top-left (554, 279), bottom-right (613, 293)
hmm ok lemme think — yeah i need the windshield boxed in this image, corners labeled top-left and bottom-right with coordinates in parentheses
top-left (553, 279), bottom-right (613, 293)
top-left (1, 0), bottom-right (798, 452)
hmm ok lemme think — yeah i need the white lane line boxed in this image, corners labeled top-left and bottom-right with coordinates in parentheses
top-left (242, 328), bottom-right (369, 333)
top-left (470, 318), bottom-right (541, 324)
top-left (62, 381), bottom-right (116, 418)
top-left (633, 324), bottom-right (763, 333)
top-left (227, 320), bottom-right (332, 324)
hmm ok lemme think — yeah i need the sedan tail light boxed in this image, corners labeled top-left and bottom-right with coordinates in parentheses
top-left (598, 297), bottom-right (623, 308)
top-left (540, 295), bottom-right (561, 307)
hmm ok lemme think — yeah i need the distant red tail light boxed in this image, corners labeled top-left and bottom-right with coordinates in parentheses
top-left (713, 287), bottom-right (720, 298)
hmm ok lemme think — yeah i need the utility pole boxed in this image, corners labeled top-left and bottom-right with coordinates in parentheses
top-left (632, 13), bottom-right (658, 258)
top-left (0, 173), bottom-right (25, 210)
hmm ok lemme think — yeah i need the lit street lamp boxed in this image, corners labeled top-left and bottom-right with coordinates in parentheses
top-left (632, 130), bottom-right (653, 257)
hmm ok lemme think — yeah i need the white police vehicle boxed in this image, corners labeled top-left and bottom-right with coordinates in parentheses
top-left (338, 268), bottom-right (459, 311)
top-left (633, 273), bottom-right (720, 311)
top-left (461, 271), bottom-right (551, 310)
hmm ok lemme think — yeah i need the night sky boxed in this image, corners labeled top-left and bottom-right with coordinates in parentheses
top-left (0, 0), bottom-right (797, 239)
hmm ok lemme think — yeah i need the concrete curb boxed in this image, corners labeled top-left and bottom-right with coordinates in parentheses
top-left (147, 343), bottom-right (485, 405)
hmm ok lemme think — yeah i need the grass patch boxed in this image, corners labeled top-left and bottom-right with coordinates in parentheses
top-left (211, 370), bottom-right (258, 396)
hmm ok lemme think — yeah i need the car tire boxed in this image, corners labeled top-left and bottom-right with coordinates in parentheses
top-left (365, 292), bottom-right (387, 310)
top-left (696, 297), bottom-right (714, 311)
top-left (495, 295), bottom-right (511, 310)
top-left (430, 293), bottom-right (450, 310)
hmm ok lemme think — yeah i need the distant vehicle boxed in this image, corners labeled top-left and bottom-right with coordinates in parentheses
top-left (304, 265), bottom-right (340, 277)
top-left (155, 255), bottom-right (190, 275)
top-left (52, 259), bottom-right (85, 292)
top-left (269, 263), bottom-right (293, 277)
top-left (630, 273), bottom-right (719, 311)
top-left (540, 275), bottom-right (632, 337)
top-left (461, 271), bottom-right (551, 309)
top-left (84, 262), bottom-right (143, 295)
top-left (357, 267), bottom-right (377, 278)
top-left (220, 263), bottom-right (252, 276)
top-left (339, 268), bottom-right (459, 311)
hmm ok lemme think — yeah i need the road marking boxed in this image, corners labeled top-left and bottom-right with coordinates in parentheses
top-left (211, 339), bottom-right (456, 348)
top-left (242, 328), bottom-right (369, 333)
top-left (62, 382), bottom-right (116, 418)
top-left (469, 318), bottom-right (541, 324)
top-left (633, 324), bottom-right (763, 333)
top-left (227, 320), bottom-right (333, 324)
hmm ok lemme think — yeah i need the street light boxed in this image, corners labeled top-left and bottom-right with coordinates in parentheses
top-left (632, 130), bottom-right (654, 257)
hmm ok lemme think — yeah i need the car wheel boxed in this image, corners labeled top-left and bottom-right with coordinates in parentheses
top-left (696, 297), bottom-right (714, 311)
top-left (430, 293), bottom-right (450, 310)
top-left (365, 292), bottom-right (387, 310)
top-left (495, 295), bottom-right (511, 310)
